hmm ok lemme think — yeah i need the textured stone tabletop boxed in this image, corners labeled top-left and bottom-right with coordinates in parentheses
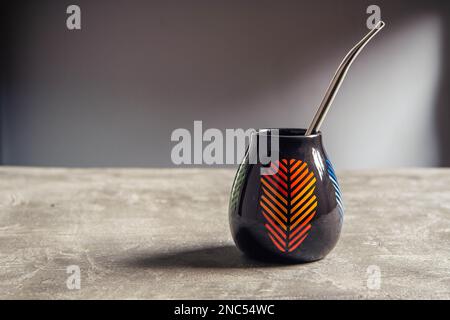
top-left (0, 167), bottom-right (449, 299)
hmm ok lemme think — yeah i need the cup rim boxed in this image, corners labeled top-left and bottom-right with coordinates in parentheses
top-left (255, 128), bottom-right (322, 138)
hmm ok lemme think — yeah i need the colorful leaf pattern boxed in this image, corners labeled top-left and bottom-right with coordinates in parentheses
top-left (260, 159), bottom-right (317, 253)
top-left (229, 154), bottom-right (248, 213)
top-left (326, 159), bottom-right (344, 219)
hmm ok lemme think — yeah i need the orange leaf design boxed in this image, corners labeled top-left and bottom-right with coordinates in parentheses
top-left (260, 159), bottom-right (317, 253)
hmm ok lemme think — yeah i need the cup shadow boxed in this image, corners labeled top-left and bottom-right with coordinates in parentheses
top-left (121, 244), bottom-right (289, 269)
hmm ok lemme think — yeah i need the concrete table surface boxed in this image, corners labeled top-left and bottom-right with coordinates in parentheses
top-left (0, 167), bottom-right (449, 299)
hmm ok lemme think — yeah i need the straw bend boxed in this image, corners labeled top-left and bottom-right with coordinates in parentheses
top-left (305, 21), bottom-right (385, 136)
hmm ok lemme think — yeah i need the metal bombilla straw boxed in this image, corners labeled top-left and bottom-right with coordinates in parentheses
top-left (305, 21), bottom-right (385, 136)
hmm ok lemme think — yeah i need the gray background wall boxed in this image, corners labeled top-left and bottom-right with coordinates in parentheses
top-left (1, 0), bottom-right (449, 168)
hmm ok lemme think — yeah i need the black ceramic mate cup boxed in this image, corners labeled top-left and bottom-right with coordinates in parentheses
top-left (229, 129), bottom-right (343, 263)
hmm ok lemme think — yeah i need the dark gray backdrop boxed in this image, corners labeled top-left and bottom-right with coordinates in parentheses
top-left (1, 0), bottom-right (449, 168)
